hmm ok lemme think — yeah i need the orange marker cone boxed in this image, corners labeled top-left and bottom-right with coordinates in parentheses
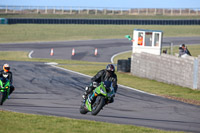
top-left (50, 48), bottom-right (54, 56)
top-left (72, 48), bottom-right (75, 56)
top-left (94, 48), bottom-right (98, 56)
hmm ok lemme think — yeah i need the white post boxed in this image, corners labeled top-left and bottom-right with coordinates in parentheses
top-left (62, 7), bottom-right (64, 14)
top-left (180, 8), bottom-right (182, 15)
top-left (129, 9), bottom-right (131, 15)
top-left (87, 9), bottom-right (89, 14)
top-left (37, 7), bottom-right (39, 14)
top-left (146, 8), bottom-right (148, 15)
top-left (95, 9), bottom-right (97, 15)
top-left (78, 7), bottom-right (81, 14)
top-left (53, 7), bottom-right (55, 14)
top-left (154, 8), bottom-right (157, 15)
top-left (121, 9), bottom-right (123, 15)
top-left (104, 9), bottom-right (106, 15)
top-left (171, 8), bottom-right (173, 15)
top-left (5, 6), bottom-right (8, 13)
top-left (138, 8), bottom-right (140, 15)
top-left (70, 7), bottom-right (72, 14)
top-left (45, 6), bottom-right (47, 14)
top-left (163, 8), bottom-right (165, 15)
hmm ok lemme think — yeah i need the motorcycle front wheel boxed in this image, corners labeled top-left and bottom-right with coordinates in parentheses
top-left (91, 96), bottom-right (105, 116)
top-left (80, 101), bottom-right (88, 114)
top-left (0, 91), bottom-right (6, 105)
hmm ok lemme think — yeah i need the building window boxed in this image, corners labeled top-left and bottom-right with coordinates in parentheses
top-left (145, 32), bottom-right (152, 46)
top-left (154, 33), bottom-right (160, 47)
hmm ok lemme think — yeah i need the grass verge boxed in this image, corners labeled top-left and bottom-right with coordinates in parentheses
top-left (0, 110), bottom-right (183, 133)
top-left (0, 24), bottom-right (200, 43)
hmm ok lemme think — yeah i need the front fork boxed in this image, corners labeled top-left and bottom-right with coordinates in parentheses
top-left (88, 91), bottom-right (98, 104)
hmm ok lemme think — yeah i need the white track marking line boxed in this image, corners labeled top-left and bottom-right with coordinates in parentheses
top-left (28, 50), bottom-right (34, 58)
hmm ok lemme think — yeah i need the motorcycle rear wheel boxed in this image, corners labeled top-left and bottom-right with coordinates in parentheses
top-left (91, 96), bottom-right (105, 116)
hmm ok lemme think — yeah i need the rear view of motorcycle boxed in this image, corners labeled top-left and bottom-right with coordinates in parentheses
top-left (0, 73), bottom-right (11, 105)
top-left (80, 81), bottom-right (115, 115)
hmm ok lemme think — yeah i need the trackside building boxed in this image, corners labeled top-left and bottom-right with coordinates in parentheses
top-left (131, 29), bottom-right (199, 89)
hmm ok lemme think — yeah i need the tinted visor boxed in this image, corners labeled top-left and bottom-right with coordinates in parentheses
top-left (5, 67), bottom-right (10, 70)
top-left (107, 70), bottom-right (114, 74)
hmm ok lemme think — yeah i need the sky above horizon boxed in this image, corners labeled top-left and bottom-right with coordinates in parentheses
top-left (0, 0), bottom-right (200, 9)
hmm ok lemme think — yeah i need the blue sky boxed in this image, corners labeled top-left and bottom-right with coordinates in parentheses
top-left (0, 0), bottom-right (200, 8)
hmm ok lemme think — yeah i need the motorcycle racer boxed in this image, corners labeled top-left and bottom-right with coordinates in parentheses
top-left (82, 64), bottom-right (118, 103)
top-left (0, 64), bottom-right (15, 96)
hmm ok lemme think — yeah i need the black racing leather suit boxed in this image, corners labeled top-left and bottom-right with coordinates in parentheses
top-left (91, 69), bottom-right (118, 93)
top-left (0, 70), bottom-right (15, 95)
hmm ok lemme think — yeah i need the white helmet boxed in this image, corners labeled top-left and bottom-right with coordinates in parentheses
top-left (3, 63), bottom-right (10, 72)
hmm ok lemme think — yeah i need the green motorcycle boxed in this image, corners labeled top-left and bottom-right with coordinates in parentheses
top-left (0, 73), bottom-right (11, 105)
top-left (80, 81), bottom-right (115, 115)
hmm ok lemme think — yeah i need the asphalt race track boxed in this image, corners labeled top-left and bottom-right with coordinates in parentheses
top-left (0, 37), bottom-right (200, 62)
top-left (0, 37), bottom-right (200, 132)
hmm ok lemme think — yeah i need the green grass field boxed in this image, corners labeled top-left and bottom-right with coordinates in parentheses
top-left (0, 110), bottom-right (184, 133)
top-left (0, 24), bottom-right (200, 43)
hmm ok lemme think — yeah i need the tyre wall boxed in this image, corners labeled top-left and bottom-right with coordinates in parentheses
top-left (7, 18), bottom-right (200, 25)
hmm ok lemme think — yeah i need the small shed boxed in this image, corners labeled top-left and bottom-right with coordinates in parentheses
top-left (132, 29), bottom-right (163, 55)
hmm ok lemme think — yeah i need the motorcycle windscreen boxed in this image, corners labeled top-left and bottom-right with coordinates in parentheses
top-left (103, 81), bottom-right (112, 92)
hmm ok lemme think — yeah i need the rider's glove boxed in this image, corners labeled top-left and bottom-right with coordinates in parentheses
top-left (92, 82), bottom-right (98, 88)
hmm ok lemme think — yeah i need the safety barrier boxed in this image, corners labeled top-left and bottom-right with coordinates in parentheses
top-left (7, 18), bottom-right (200, 25)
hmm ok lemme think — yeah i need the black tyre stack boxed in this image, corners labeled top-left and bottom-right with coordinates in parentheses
top-left (117, 58), bottom-right (131, 72)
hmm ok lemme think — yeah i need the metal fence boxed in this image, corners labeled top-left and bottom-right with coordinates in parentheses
top-left (0, 6), bottom-right (200, 16)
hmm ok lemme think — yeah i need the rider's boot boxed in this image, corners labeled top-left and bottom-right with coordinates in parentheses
top-left (82, 86), bottom-right (93, 100)
top-left (107, 97), bottom-right (114, 104)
